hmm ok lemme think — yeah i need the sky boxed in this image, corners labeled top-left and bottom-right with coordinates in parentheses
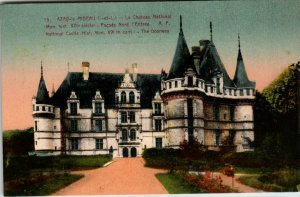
top-left (1, 1), bottom-right (300, 130)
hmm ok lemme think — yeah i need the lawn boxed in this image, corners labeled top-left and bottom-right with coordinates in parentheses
top-left (5, 173), bottom-right (83, 196)
top-left (156, 173), bottom-right (203, 194)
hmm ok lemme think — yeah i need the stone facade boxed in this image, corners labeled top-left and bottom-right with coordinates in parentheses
top-left (32, 18), bottom-right (255, 157)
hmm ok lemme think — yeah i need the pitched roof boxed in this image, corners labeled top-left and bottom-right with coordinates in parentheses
top-left (36, 66), bottom-right (50, 104)
top-left (167, 16), bottom-right (196, 79)
top-left (50, 72), bottom-right (161, 109)
top-left (198, 41), bottom-right (235, 87)
top-left (233, 49), bottom-right (255, 88)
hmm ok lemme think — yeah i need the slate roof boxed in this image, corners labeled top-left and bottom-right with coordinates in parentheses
top-left (198, 41), bottom-right (235, 87)
top-left (36, 74), bottom-right (50, 104)
top-left (233, 49), bottom-right (255, 88)
top-left (50, 72), bottom-right (161, 109)
top-left (167, 17), bottom-right (196, 80)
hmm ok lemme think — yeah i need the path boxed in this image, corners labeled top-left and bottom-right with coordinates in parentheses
top-left (212, 172), bottom-right (263, 193)
top-left (52, 158), bottom-right (168, 195)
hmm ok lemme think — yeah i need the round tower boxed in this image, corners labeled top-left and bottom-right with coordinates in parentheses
top-left (32, 62), bottom-right (55, 154)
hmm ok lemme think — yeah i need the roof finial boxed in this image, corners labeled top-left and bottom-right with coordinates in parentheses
top-left (238, 33), bottom-right (241, 50)
top-left (210, 21), bottom-right (213, 41)
top-left (41, 60), bottom-right (43, 77)
top-left (180, 15), bottom-right (182, 32)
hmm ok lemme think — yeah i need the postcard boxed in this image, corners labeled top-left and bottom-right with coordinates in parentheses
top-left (1, 1), bottom-right (300, 196)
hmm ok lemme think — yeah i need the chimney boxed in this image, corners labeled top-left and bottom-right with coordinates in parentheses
top-left (82, 61), bottom-right (90, 81)
top-left (131, 63), bottom-right (138, 82)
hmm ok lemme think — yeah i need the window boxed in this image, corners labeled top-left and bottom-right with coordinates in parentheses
top-left (214, 105), bottom-right (219, 121)
top-left (121, 91), bottom-right (126, 103)
top-left (71, 119), bottom-right (78, 131)
top-left (217, 78), bottom-right (221, 94)
top-left (42, 106), bottom-right (45, 111)
top-left (224, 114), bottom-right (227, 120)
top-left (36, 106), bottom-right (39, 111)
top-left (188, 76), bottom-right (193, 87)
top-left (230, 106), bottom-right (235, 121)
top-left (175, 81), bottom-right (178, 88)
top-left (156, 138), bottom-right (162, 148)
top-left (54, 125), bottom-right (56, 130)
top-left (95, 119), bottom-right (102, 131)
top-left (35, 141), bottom-right (37, 145)
top-left (129, 111), bottom-right (135, 123)
top-left (246, 89), bottom-right (250, 95)
top-left (70, 139), bottom-right (79, 150)
top-left (129, 91), bottom-right (135, 104)
top-left (33, 105), bottom-right (35, 111)
top-left (48, 107), bottom-right (51, 112)
top-left (122, 129), bottom-right (128, 141)
top-left (155, 119), bottom-right (162, 131)
top-left (70, 103), bottom-right (77, 115)
top-left (154, 103), bottom-right (161, 114)
top-left (130, 129), bottom-right (136, 141)
top-left (215, 131), bottom-right (221, 146)
top-left (169, 82), bottom-right (172, 89)
top-left (121, 112), bottom-right (127, 123)
top-left (196, 79), bottom-right (199, 87)
top-left (96, 139), bottom-right (103, 150)
top-left (35, 121), bottom-right (37, 131)
top-left (95, 102), bottom-right (102, 114)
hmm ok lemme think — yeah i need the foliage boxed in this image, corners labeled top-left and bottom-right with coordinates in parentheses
top-left (3, 128), bottom-right (34, 156)
top-left (180, 171), bottom-right (236, 193)
top-left (4, 173), bottom-right (83, 196)
top-left (156, 172), bottom-right (203, 194)
top-left (254, 63), bottom-right (298, 157)
top-left (4, 155), bottom-right (112, 181)
top-left (239, 168), bottom-right (300, 192)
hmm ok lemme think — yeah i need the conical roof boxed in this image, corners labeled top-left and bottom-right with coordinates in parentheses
top-left (36, 64), bottom-right (50, 104)
top-left (167, 16), bottom-right (196, 79)
top-left (199, 41), bottom-right (235, 87)
top-left (233, 37), bottom-right (255, 88)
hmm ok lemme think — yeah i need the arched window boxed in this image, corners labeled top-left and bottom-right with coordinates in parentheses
top-left (121, 91), bottom-right (126, 103)
top-left (129, 91), bottom-right (135, 104)
top-left (122, 129), bottom-right (128, 141)
top-left (130, 129), bottom-right (136, 141)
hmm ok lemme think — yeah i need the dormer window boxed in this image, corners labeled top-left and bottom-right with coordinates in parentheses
top-left (175, 81), bottom-right (178, 88)
top-left (129, 91), bottom-right (135, 104)
top-left (42, 106), bottom-right (45, 111)
top-left (188, 76), bottom-right (193, 87)
top-left (216, 78), bottom-right (221, 94)
top-left (70, 103), bottom-right (77, 115)
top-left (169, 82), bottom-right (172, 89)
top-left (95, 102), bottom-right (102, 114)
top-left (154, 103), bottom-right (161, 114)
top-left (121, 91), bottom-right (126, 103)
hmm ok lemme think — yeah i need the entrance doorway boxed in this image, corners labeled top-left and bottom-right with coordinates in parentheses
top-left (122, 147), bottom-right (128, 157)
top-left (130, 147), bottom-right (137, 157)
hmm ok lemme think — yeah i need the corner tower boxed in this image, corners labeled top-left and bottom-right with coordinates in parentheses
top-left (161, 16), bottom-right (205, 147)
top-left (32, 62), bottom-right (55, 153)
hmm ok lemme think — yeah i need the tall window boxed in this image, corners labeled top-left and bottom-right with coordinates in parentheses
top-left (95, 139), bottom-right (103, 150)
top-left (130, 129), bottom-right (136, 141)
top-left (129, 91), bottom-right (135, 104)
top-left (95, 102), bottom-right (102, 114)
top-left (121, 112), bottom-right (127, 123)
top-left (129, 111), bottom-right (135, 123)
top-left (42, 106), bottom-right (45, 111)
top-left (48, 107), bottom-right (51, 112)
top-left (169, 82), bottom-right (172, 89)
top-left (246, 89), bottom-right (250, 95)
top-left (122, 129), bottom-right (128, 141)
top-left (217, 78), bottom-right (221, 94)
top-left (230, 106), bottom-right (235, 121)
top-left (154, 103), bottom-right (161, 114)
top-left (35, 121), bottom-right (37, 131)
top-left (95, 119), bottom-right (102, 131)
top-left (155, 119), bottom-right (162, 131)
top-left (215, 131), bottom-right (221, 146)
top-left (121, 91), bottom-right (126, 103)
top-left (156, 138), bottom-right (162, 148)
top-left (70, 139), bottom-right (79, 150)
top-left (240, 89), bottom-right (244, 96)
top-left (70, 103), bottom-right (77, 115)
top-left (71, 119), bottom-right (78, 131)
top-left (175, 81), bottom-right (178, 88)
top-left (214, 105), bottom-right (220, 121)
top-left (188, 76), bottom-right (193, 87)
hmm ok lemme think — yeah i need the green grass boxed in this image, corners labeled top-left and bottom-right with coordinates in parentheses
top-left (5, 173), bottom-right (83, 196)
top-left (156, 173), bottom-right (203, 194)
top-left (238, 175), bottom-right (284, 192)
